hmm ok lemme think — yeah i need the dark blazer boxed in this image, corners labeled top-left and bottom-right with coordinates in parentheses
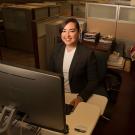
top-left (49, 42), bottom-right (99, 101)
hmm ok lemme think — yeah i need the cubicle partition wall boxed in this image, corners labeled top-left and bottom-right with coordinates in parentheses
top-left (45, 18), bottom-right (64, 69)
top-left (86, 3), bottom-right (118, 37)
top-left (2, 4), bottom-right (49, 69)
top-left (72, 3), bottom-right (85, 18)
top-left (2, 4), bottom-right (49, 52)
top-left (116, 5), bottom-right (135, 58)
top-left (0, 0), bottom-right (44, 3)
top-left (1, 3), bottom-right (60, 69)
top-left (57, 2), bottom-right (72, 17)
top-left (86, 2), bottom-right (135, 59)
top-left (0, 19), bottom-right (6, 47)
top-left (0, 4), bottom-right (6, 48)
top-left (116, 22), bottom-right (135, 41)
top-left (87, 18), bottom-right (116, 37)
top-left (116, 5), bottom-right (135, 41)
top-left (49, 5), bottom-right (60, 17)
top-left (86, 2), bottom-right (135, 42)
top-left (29, 3), bottom-right (60, 69)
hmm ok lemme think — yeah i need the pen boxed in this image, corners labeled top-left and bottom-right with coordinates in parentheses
top-left (74, 128), bottom-right (86, 133)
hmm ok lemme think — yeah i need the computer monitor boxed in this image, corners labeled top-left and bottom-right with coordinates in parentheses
top-left (0, 62), bottom-right (68, 134)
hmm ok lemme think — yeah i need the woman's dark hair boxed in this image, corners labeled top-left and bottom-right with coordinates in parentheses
top-left (59, 18), bottom-right (80, 34)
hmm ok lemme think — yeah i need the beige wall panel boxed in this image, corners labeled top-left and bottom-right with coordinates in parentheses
top-left (87, 17), bottom-right (116, 37)
top-left (116, 22), bottom-right (135, 41)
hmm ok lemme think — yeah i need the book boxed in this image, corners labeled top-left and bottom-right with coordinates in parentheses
top-left (107, 56), bottom-right (125, 70)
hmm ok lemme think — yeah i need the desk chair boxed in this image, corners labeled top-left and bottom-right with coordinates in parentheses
top-left (94, 51), bottom-right (122, 120)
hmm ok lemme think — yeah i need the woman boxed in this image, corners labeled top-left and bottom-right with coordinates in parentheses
top-left (49, 18), bottom-right (99, 108)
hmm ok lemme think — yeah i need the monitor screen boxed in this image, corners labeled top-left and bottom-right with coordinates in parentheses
top-left (0, 62), bottom-right (67, 133)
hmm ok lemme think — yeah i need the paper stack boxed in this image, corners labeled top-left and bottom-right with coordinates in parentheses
top-left (107, 52), bottom-right (125, 70)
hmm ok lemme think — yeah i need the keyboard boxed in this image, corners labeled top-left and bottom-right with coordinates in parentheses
top-left (65, 104), bottom-right (74, 115)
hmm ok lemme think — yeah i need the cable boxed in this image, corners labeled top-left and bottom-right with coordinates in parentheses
top-left (19, 114), bottom-right (27, 135)
top-left (35, 127), bottom-right (41, 135)
top-left (12, 114), bottom-right (41, 135)
top-left (0, 106), bottom-right (16, 134)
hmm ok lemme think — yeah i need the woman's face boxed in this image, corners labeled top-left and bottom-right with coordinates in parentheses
top-left (61, 22), bottom-right (80, 47)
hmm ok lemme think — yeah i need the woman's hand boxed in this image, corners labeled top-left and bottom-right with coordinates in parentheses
top-left (70, 96), bottom-right (83, 108)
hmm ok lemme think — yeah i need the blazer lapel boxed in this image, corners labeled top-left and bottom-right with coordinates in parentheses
top-left (69, 44), bottom-right (80, 81)
top-left (57, 45), bottom-right (65, 74)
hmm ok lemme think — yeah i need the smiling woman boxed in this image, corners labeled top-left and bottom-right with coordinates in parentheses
top-left (48, 18), bottom-right (108, 111)
top-left (60, 18), bottom-right (80, 51)
top-left (61, 25), bottom-right (79, 51)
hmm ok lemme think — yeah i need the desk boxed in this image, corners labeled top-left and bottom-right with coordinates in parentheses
top-left (82, 40), bottom-right (112, 53)
top-left (66, 103), bottom-right (100, 135)
top-left (41, 102), bottom-right (100, 135)
top-left (0, 102), bottom-right (100, 135)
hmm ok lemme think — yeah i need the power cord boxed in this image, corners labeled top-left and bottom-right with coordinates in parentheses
top-left (19, 114), bottom-right (27, 135)
top-left (11, 114), bottom-right (41, 135)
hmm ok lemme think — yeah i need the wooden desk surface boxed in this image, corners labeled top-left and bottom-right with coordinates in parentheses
top-left (82, 40), bottom-right (112, 52)
top-left (41, 102), bottom-right (101, 135)
top-left (0, 103), bottom-right (101, 135)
